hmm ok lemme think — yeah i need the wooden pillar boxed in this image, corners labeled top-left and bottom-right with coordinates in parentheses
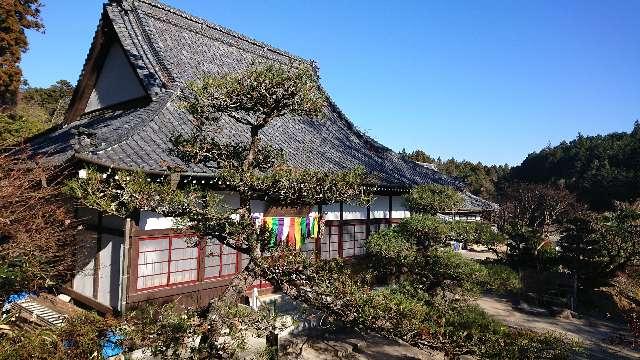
top-left (128, 224), bottom-right (141, 300)
top-left (315, 204), bottom-right (323, 260)
top-left (366, 203), bottom-right (371, 239)
top-left (388, 195), bottom-right (393, 225)
top-left (338, 202), bottom-right (344, 258)
top-left (198, 236), bottom-right (206, 283)
top-left (93, 211), bottom-right (103, 300)
top-left (120, 218), bottom-right (132, 314)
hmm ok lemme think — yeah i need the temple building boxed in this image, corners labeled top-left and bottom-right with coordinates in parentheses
top-left (27, 0), bottom-right (495, 313)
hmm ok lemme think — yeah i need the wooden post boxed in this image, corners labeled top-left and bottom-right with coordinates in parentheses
top-left (338, 202), bottom-right (344, 258)
top-left (93, 211), bottom-right (103, 300)
top-left (266, 331), bottom-right (278, 359)
top-left (120, 218), bottom-right (132, 314)
top-left (366, 203), bottom-right (371, 239)
top-left (198, 236), bottom-right (206, 283)
top-left (315, 205), bottom-right (323, 260)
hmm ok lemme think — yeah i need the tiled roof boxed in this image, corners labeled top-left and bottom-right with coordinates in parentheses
top-left (28, 0), bottom-right (496, 211)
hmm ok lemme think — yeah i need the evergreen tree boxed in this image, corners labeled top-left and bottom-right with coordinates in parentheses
top-left (510, 122), bottom-right (640, 209)
top-left (0, 0), bottom-right (44, 110)
top-left (0, 80), bottom-right (74, 146)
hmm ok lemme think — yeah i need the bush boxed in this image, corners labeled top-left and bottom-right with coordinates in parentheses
top-left (58, 313), bottom-right (116, 360)
top-left (417, 250), bottom-right (489, 295)
top-left (0, 312), bottom-right (115, 360)
top-left (607, 271), bottom-right (640, 346)
top-left (120, 303), bottom-right (200, 357)
top-left (483, 328), bottom-right (583, 360)
top-left (0, 328), bottom-right (62, 360)
top-left (361, 206), bottom-right (577, 359)
top-left (420, 302), bottom-right (581, 359)
top-left (481, 263), bottom-right (522, 295)
top-left (404, 184), bottom-right (464, 215)
top-left (359, 287), bottom-right (581, 360)
top-left (505, 225), bottom-right (558, 270)
top-left (447, 221), bottom-right (507, 251)
top-left (365, 227), bottom-right (513, 296)
top-left (0, 103), bottom-right (50, 146)
top-left (396, 214), bottom-right (449, 248)
top-left (353, 287), bottom-right (429, 338)
top-left (447, 220), bottom-right (476, 244)
top-left (478, 227), bottom-right (508, 252)
top-left (365, 228), bottom-right (416, 270)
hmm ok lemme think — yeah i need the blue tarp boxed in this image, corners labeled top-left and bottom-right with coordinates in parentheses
top-left (2, 292), bottom-right (31, 313)
top-left (102, 332), bottom-right (124, 358)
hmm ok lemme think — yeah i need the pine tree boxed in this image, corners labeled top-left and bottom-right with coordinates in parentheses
top-left (0, 0), bottom-right (44, 110)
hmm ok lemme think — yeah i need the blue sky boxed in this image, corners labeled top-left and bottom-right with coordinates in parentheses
top-left (21, 0), bottom-right (640, 165)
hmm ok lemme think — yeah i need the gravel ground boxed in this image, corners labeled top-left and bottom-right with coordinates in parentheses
top-left (477, 295), bottom-right (639, 360)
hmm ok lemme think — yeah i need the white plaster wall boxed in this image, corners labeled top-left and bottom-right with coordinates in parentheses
top-left (85, 43), bottom-right (146, 112)
top-left (309, 205), bottom-right (319, 217)
top-left (322, 203), bottom-right (341, 220)
top-left (139, 211), bottom-right (175, 230)
top-left (98, 234), bottom-right (123, 309)
top-left (342, 202), bottom-right (367, 220)
top-left (139, 196), bottom-right (270, 230)
top-left (391, 196), bottom-right (411, 219)
top-left (72, 230), bottom-right (97, 298)
top-left (370, 196), bottom-right (390, 219)
top-left (439, 213), bottom-right (481, 222)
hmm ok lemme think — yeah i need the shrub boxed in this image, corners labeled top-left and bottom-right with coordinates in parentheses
top-left (419, 302), bottom-right (581, 359)
top-left (483, 328), bottom-right (583, 360)
top-left (447, 220), bottom-right (477, 245)
top-left (120, 303), bottom-right (200, 357)
top-left (0, 312), bottom-right (115, 360)
top-left (363, 289), bottom-right (582, 360)
top-left (447, 221), bottom-right (507, 251)
top-left (58, 313), bottom-right (116, 360)
top-left (477, 227), bottom-right (508, 253)
top-left (607, 271), bottom-right (640, 346)
top-left (417, 250), bottom-right (489, 295)
top-left (353, 287), bottom-right (429, 338)
top-left (481, 263), bottom-right (522, 295)
top-left (0, 327), bottom-right (60, 360)
top-left (396, 214), bottom-right (449, 248)
top-left (404, 184), bottom-right (464, 215)
top-left (365, 229), bottom-right (492, 295)
top-left (365, 228), bottom-right (416, 269)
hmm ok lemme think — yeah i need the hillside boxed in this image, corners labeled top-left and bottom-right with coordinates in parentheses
top-left (510, 122), bottom-right (640, 209)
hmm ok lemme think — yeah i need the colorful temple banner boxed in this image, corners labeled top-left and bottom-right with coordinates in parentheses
top-left (262, 215), bottom-right (320, 249)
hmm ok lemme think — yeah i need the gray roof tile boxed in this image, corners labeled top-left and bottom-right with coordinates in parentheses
top-left (27, 0), bottom-right (496, 211)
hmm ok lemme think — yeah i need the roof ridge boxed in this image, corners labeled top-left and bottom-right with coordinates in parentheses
top-left (324, 94), bottom-right (466, 189)
top-left (125, 1), bottom-right (176, 85)
top-left (118, 0), bottom-right (310, 65)
top-left (320, 87), bottom-right (393, 155)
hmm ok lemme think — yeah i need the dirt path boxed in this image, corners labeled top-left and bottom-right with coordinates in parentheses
top-left (477, 295), bottom-right (639, 359)
top-left (280, 329), bottom-right (442, 360)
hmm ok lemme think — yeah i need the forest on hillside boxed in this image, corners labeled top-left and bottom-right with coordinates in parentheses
top-left (0, 80), bottom-right (74, 147)
top-left (510, 122), bottom-right (640, 210)
top-left (404, 121), bottom-right (640, 210)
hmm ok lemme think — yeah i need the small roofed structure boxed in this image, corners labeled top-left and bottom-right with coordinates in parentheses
top-left (26, 0), bottom-right (496, 312)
